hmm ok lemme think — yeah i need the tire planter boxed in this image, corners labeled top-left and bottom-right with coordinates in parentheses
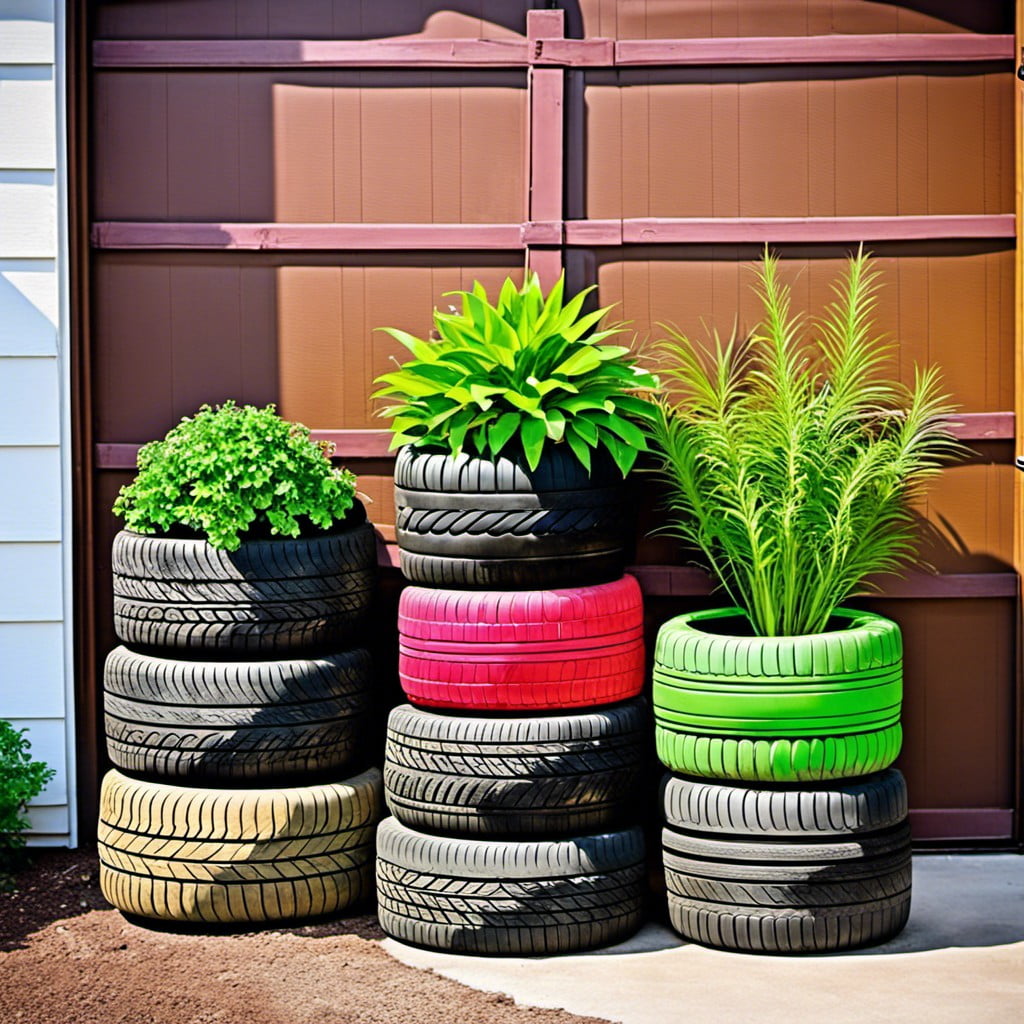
top-left (98, 768), bottom-right (382, 925)
top-left (661, 771), bottom-right (912, 953)
top-left (394, 446), bottom-right (627, 589)
top-left (653, 607), bottom-right (903, 782)
top-left (111, 516), bottom-right (376, 654)
top-left (398, 577), bottom-right (645, 710)
top-left (103, 646), bottom-right (373, 782)
top-left (376, 817), bottom-right (645, 954)
top-left (384, 699), bottom-right (647, 836)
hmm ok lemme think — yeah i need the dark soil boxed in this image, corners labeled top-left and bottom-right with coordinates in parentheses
top-left (0, 846), bottom-right (611, 1024)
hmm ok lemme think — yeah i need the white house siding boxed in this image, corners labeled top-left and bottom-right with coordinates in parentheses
top-left (0, 0), bottom-right (76, 845)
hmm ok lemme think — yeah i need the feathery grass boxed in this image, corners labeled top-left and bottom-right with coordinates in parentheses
top-left (649, 248), bottom-right (962, 636)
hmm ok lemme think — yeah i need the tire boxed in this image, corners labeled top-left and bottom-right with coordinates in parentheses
top-left (98, 768), bottom-right (382, 925)
top-left (384, 699), bottom-right (647, 836)
top-left (653, 607), bottom-right (903, 781)
top-left (398, 578), bottom-right (645, 710)
top-left (661, 772), bottom-right (912, 953)
top-left (103, 646), bottom-right (373, 782)
top-left (376, 818), bottom-right (645, 954)
top-left (111, 521), bottom-right (376, 654)
top-left (394, 446), bottom-right (627, 588)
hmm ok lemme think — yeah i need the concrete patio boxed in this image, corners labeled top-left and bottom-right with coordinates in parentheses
top-left (385, 854), bottom-right (1024, 1024)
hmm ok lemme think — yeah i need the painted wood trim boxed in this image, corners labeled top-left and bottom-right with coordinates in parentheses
top-left (91, 215), bottom-right (1014, 252)
top-left (93, 411), bottom-right (1013, 471)
top-left (615, 215), bottom-right (1016, 244)
top-left (951, 412), bottom-right (1015, 440)
top-left (615, 33), bottom-right (1015, 66)
top-left (526, 10), bottom-right (566, 290)
top-left (96, 430), bottom-right (394, 468)
top-left (628, 565), bottom-right (1018, 600)
top-left (89, 221), bottom-right (555, 251)
top-left (909, 808), bottom-right (1014, 840)
top-left (92, 33), bottom-right (1013, 70)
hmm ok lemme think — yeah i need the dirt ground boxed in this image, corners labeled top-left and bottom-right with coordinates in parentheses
top-left (0, 846), bottom-right (610, 1024)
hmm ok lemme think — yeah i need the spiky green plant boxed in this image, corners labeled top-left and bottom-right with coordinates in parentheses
top-left (374, 273), bottom-right (658, 476)
top-left (649, 248), bottom-right (961, 637)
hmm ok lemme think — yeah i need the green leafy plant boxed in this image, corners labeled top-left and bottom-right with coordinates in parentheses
top-left (112, 401), bottom-right (357, 551)
top-left (374, 273), bottom-right (658, 476)
top-left (0, 721), bottom-right (55, 890)
top-left (650, 248), bottom-right (961, 637)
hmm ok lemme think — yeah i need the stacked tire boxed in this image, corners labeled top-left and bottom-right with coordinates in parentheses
top-left (652, 607), bottom-right (912, 953)
top-left (376, 449), bottom-right (648, 955)
top-left (97, 511), bottom-right (383, 926)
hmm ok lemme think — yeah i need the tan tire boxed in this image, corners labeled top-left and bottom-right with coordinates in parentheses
top-left (98, 767), bottom-right (382, 925)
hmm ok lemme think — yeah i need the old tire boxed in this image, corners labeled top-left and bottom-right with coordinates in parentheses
top-left (662, 771), bottom-right (912, 953)
top-left (111, 520), bottom-right (376, 654)
top-left (394, 446), bottom-right (627, 588)
top-left (103, 646), bottom-right (373, 782)
top-left (98, 768), bottom-right (382, 925)
top-left (653, 607), bottom-right (903, 781)
top-left (384, 699), bottom-right (647, 836)
top-left (398, 577), bottom-right (645, 710)
top-left (376, 817), bottom-right (645, 954)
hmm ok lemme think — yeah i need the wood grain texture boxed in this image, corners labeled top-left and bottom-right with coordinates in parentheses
top-left (584, 68), bottom-right (1013, 220)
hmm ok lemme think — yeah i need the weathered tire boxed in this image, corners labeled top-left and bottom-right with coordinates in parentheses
top-left (103, 646), bottom-right (373, 782)
top-left (394, 446), bottom-right (627, 588)
top-left (98, 768), bottom-right (382, 925)
top-left (376, 818), bottom-right (645, 954)
top-left (653, 607), bottom-right (903, 781)
top-left (662, 771), bottom-right (912, 953)
top-left (111, 521), bottom-right (376, 654)
top-left (384, 699), bottom-right (647, 836)
top-left (398, 577), bottom-right (645, 710)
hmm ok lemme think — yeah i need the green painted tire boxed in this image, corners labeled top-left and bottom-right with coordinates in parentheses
top-left (653, 607), bottom-right (902, 782)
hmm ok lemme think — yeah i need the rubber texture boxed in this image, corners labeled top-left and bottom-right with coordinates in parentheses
top-left (394, 446), bottom-right (627, 588)
top-left (398, 577), bottom-right (645, 710)
top-left (111, 523), bottom-right (376, 654)
top-left (103, 645), bottom-right (373, 782)
top-left (653, 607), bottom-right (903, 781)
top-left (384, 699), bottom-right (647, 836)
top-left (661, 771), bottom-right (912, 953)
top-left (376, 817), bottom-right (645, 954)
top-left (98, 767), bottom-right (382, 925)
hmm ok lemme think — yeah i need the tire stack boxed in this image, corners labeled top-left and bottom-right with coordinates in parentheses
top-left (97, 510), bottom-right (384, 927)
top-left (375, 448), bottom-right (648, 955)
top-left (653, 609), bottom-right (913, 953)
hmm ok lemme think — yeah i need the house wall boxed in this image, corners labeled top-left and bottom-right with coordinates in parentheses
top-left (0, 0), bottom-right (76, 845)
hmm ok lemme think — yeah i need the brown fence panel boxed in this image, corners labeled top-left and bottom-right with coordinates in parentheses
top-left (79, 1), bottom-right (1019, 843)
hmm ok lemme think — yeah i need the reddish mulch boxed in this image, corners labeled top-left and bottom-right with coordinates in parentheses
top-left (0, 846), bottom-right (611, 1024)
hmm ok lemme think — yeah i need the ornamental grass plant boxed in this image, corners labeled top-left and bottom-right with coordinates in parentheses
top-left (112, 401), bottom-right (358, 551)
top-left (649, 248), bottom-right (962, 637)
top-left (374, 273), bottom-right (657, 476)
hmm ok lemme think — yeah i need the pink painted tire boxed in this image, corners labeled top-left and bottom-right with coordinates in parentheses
top-left (398, 576), bottom-right (645, 710)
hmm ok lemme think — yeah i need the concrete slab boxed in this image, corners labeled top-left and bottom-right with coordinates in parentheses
top-left (383, 854), bottom-right (1024, 1024)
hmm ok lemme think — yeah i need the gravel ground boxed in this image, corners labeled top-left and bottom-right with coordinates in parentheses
top-left (0, 846), bottom-right (611, 1024)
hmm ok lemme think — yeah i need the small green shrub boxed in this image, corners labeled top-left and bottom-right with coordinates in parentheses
top-left (649, 248), bottom-right (962, 637)
top-left (374, 273), bottom-right (658, 476)
top-left (0, 721), bottom-right (55, 890)
top-left (112, 401), bottom-right (357, 551)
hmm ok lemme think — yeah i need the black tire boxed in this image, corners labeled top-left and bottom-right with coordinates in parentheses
top-left (394, 446), bottom-right (627, 588)
top-left (376, 818), bottom-right (646, 954)
top-left (112, 523), bottom-right (376, 654)
top-left (98, 768), bottom-right (382, 925)
top-left (384, 699), bottom-right (647, 836)
top-left (103, 646), bottom-right (373, 782)
top-left (661, 772), bottom-right (912, 953)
